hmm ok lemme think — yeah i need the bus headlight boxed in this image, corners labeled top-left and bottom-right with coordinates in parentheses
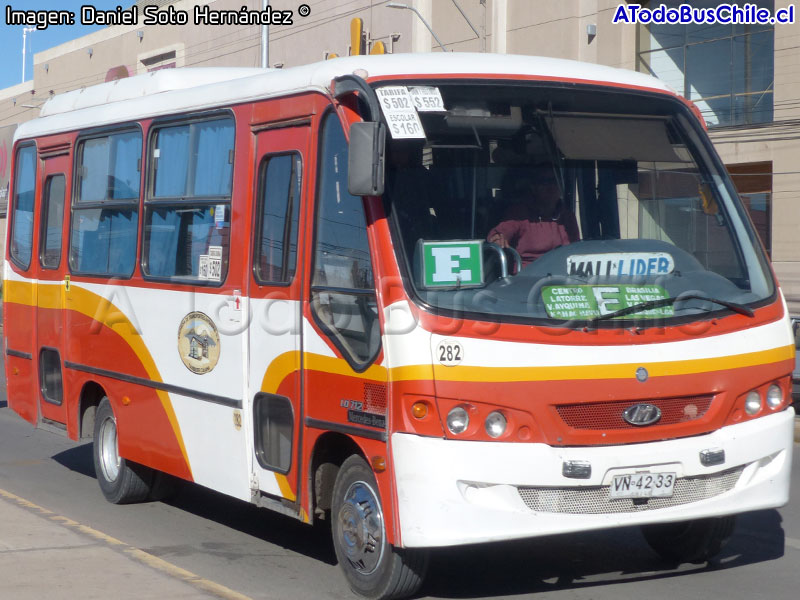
top-left (446, 406), bottom-right (469, 434)
top-left (484, 411), bottom-right (507, 438)
top-left (744, 391), bottom-right (762, 415)
top-left (766, 385), bottom-right (783, 409)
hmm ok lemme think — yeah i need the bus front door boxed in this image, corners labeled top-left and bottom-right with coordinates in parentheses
top-left (35, 151), bottom-right (70, 430)
top-left (247, 124), bottom-right (310, 508)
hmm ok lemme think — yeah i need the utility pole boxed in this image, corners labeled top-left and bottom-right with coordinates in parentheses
top-left (22, 27), bottom-right (35, 83)
top-left (261, 0), bottom-right (270, 68)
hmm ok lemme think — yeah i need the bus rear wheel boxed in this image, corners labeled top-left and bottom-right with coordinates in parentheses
top-left (93, 397), bottom-right (153, 504)
top-left (640, 515), bottom-right (736, 564)
top-left (331, 455), bottom-right (428, 600)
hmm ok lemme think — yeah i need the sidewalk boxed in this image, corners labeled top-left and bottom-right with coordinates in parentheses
top-left (0, 488), bottom-right (250, 600)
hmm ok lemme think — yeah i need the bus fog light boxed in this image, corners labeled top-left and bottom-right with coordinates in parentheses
top-left (447, 406), bottom-right (469, 434)
top-left (766, 385), bottom-right (783, 409)
top-left (700, 448), bottom-right (725, 467)
top-left (745, 391), bottom-right (762, 415)
top-left (484, 411), bottom-right (507, 438)
top-left (562, 460), bottom-right (591, 479)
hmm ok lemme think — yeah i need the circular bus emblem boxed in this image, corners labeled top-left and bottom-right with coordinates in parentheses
top-left (622, 403), bottom-right (662, 427)
top-left (178, 312), bottom-right (221, 374)
top-left (635, 367), bottom-right (649, 382)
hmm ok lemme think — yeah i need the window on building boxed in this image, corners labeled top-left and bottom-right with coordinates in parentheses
top-left (70, 130), bottom-right (141, 276)
top-left (9, 144), bottom-right (37, 270)
top-left (254, 153), bottom-right (302, 284)
top-left (310, 112), bottom-right (380, 369)
top-left (638, 0), bottom-right (774, 127)
top-left (141, 50), bottom-right (177, 72)
top-left (143, 115), bottom-right (234, 283)
top-left (728, 161), bottom-right (772, 254)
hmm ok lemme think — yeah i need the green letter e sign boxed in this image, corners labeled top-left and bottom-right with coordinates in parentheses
top-left (421, 240), bottom-right (483, 288)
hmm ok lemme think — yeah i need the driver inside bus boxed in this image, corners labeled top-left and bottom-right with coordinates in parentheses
top-left (487, 166), bottom-right (579, 267)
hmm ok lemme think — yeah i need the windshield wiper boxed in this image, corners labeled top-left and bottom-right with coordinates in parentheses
top-left (588, 294), bottom-right (755, 323)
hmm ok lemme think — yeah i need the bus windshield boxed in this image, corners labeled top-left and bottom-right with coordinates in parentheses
top-left (382, 82), bottom-right (774, 325)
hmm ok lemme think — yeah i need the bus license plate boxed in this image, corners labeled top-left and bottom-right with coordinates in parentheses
top-left (609, 472), bottom-right (676, 500)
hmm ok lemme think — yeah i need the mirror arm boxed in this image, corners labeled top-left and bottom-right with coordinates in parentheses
top-left (333, 74), bottom-right (381, 123)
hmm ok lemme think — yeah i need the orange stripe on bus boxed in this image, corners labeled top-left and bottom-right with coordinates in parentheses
top-left (275, 474), bottom-right (297, 502)
top-left (260, 351), bottom-right (388, 394)
top-left (259, 345), bottom-right (792, 391)
top-left (423, 345), bottom-right (795, 383)
top-left (5, 280), bottom-right (193, 478)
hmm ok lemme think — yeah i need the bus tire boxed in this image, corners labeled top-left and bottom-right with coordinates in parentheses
top-left (93, 397), bottom-right (153, 504)
top-left (640, 515), bottom-right (736, 564)
top-left (331, 455), bottom-right (428, 600)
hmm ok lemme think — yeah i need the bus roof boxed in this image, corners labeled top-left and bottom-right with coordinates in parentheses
top-left (15, 52), bottom-right (673, 142)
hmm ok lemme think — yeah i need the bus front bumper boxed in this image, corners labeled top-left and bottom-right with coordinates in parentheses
top-left (391, 408), bottom-right (794, 548)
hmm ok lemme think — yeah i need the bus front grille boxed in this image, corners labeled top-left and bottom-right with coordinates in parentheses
top-left (517, 466), bottom-right (744, 514)
top-left (555, 395), bottom-right (714, 431)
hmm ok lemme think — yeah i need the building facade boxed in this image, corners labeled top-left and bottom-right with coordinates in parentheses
top-left (1, 0), bottom-right (797, 311)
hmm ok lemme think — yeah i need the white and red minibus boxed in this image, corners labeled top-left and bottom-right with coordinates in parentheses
top-left (4, 53), bottom-right (795, 599)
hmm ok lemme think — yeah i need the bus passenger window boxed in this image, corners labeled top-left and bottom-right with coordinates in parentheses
top-left (310, 113), bottom-right (380, 368)
top-left (254, 153), bottom-right (301, 284)
top-left (9, 144), bottom-right (37, 270)
top-left (143, 116), bottom-right (234, 283)
top-left (40, 175), bottom-right (66, 269)
top-left (70, 130), bottom-right (141, 276)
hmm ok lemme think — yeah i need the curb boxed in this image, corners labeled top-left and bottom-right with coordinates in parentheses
top-left (0, 488), bottom-right (253, 600)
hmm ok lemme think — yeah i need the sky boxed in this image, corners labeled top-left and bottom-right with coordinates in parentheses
top-left (1, 1), bottom-right (126, 89)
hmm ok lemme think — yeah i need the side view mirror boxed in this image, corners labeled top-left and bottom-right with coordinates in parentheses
top-left (348, 121), bottom-right (385, 196)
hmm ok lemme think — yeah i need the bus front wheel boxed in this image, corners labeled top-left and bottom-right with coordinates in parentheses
top-left (93, 397), bottom-right (153, 504)
top-left (331, 455), bottom-right (428, 599)
top-left (640, 516), bottom-right (736, 564)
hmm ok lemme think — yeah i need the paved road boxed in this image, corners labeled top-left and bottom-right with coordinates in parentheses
top-left (0, 358), bottom-right (798, 599)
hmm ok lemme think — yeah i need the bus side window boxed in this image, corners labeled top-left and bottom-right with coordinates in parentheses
top-left (9, 144), bottom-right (37, 270)
top-left (40, 175), bottom-right (66, 269)
top-left (143, 116), bottom-right (234, 283)
top-left (70, 130), bottom-right (141, 277)
top-left (310, 113), bottom-right (380, 369)
top-left (254, 153), bottom-right (301, 284)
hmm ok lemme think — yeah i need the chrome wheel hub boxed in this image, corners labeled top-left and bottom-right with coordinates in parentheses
top-left (98, 415), bottom-right (120, 482)
top-left (336, 480), bottom-right (385, 575)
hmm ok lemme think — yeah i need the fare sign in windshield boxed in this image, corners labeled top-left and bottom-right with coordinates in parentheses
top-left (375, 86), bottom-right (426, 139)
top-left (542, 284), bottom-right (674, 319)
